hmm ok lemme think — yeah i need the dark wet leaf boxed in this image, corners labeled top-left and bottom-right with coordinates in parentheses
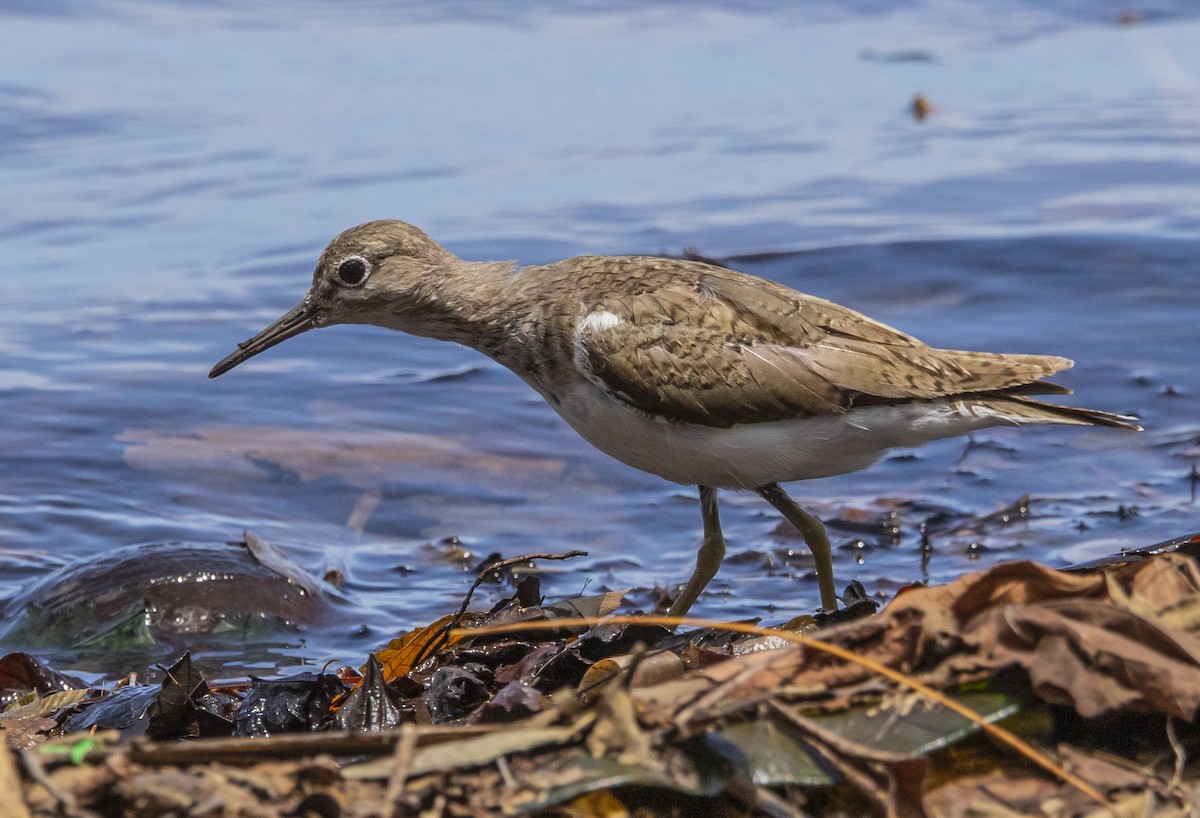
top-left (440, 639), bottom-right (541, 677)
top-left (512, 574), bottom-right (542, 607)
top-left (0, 652), bottom-right (86, 705)
top-left (147, 653), bottom-right (232, 740)
top-left (529, 645), bottom-right (592, 691)
top-left (424, 663), bottom-right (492, 724)
top-left (233, 671), bottom-right (345, 737)
top-left (494, 642), bottom-right (562, 686)
top-left (651, 618), bottom-right (762, 655)
top-left (812, 580), bottom-right (880, 626)
top-left (529, 620), bottom-right (674, 692)
top-left (61, 685), bottom-right (161, 736)
top-left (466, 602), bottom-right (560, 646)
top-left (575, 621), bottom-right (672, 662)
top-left (335, 654), bottom-right (408, 731)
top-left (468, 680), bottom-right (545, 724)
top-left (431, 552), bottom-right (586, 666)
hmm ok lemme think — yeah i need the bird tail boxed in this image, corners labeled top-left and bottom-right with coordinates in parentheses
top-left (959, 394), bottom-right (1142, 431)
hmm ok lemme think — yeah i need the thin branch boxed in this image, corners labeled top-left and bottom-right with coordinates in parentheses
top-left (413, 550), bottom-right (587, 668)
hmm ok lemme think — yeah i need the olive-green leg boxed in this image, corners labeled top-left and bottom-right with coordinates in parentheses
top-left (667, 485), bottom-right (725, 622)
top-left (756, 482), bottom-right (838, 611)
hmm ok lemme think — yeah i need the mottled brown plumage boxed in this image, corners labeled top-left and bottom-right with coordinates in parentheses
top-left (212, 220), bottom-right (1139, 619)
top-left (562, 256), bottom-right (1094, 427)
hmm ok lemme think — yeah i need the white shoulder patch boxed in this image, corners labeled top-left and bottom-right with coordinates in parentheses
top-left (578, 309), bottom-right (624, 335)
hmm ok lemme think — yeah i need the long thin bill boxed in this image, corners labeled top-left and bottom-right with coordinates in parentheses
top-left (209, 300), bottom-right (320, 378)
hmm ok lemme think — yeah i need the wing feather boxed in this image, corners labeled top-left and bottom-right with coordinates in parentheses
top-left (574, 262), bottom-right (1072, 428)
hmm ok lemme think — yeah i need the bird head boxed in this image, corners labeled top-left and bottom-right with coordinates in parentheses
top-left (209, 220), bottom-right (455, 378)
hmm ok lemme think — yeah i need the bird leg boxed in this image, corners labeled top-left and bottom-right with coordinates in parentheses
top-left (667, 485), bottom-right (725, 623)
top-left (756, 483), bottom-right (838, 611)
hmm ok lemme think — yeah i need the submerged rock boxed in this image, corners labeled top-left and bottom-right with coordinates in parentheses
top-left (0, 532), bottom-right (328, 655)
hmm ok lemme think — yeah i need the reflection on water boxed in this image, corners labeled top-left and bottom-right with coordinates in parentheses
top-left (1, 0), bottom-right (1198, 674)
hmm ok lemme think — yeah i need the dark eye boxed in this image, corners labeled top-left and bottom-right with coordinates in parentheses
top-left (335, 255), bottom-right (370, 286)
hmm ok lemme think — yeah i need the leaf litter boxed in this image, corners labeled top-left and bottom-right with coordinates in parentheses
top-left (3, 533), bottom-right (1200, 817)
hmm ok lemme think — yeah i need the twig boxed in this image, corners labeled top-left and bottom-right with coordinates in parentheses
top-left (19, 747), bottom-right (77, 816)
top-left (382, 724), bottom-right (418, 818)
top-left (412, 549), bottom-right (586, 668)
top-left (495, 755), bottom-right (518, 790)
top-left (126, 726), bottom-right (496, 766)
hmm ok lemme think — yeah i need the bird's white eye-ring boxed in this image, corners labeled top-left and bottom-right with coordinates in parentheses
top-left (335, 255), bottom-right (371, 287)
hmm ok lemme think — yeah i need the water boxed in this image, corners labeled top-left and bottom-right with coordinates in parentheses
top-left (1, 1), bottom-right (1198, 675)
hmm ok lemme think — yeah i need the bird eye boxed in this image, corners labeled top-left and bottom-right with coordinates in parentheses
top-left (335, 255), bottom-right (370, 286)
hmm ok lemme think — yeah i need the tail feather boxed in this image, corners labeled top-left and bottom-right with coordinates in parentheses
top-left (970, 395), bottom-right (1141, 431)
top-left (934, 350), bottom-right (1074, 390)
top-left (998, 381), bottom-right (1074, 397)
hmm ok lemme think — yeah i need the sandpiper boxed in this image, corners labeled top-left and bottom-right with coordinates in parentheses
top-left (211, 220), bottom-right (1139, 617)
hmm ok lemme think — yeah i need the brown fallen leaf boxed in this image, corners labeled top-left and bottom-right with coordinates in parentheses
top-left (923, 770), bottom-right (1064, 818)
top-left (891, 560), bottom-right (1109, 626)
top-left (885, 555), bottom-right (1200, 719)
top-left (579, 650), bottom-right (686, 692)
top-left (376, 614), bottom-right (462, 682)
top-left (966, 599), bottom-right (1200, 718)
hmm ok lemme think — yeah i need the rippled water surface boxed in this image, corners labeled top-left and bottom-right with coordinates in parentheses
top-left (2, 0), bottom-right (1198, 674)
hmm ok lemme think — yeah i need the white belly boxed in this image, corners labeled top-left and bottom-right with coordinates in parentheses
top-left (546, 381), bottom-right (1018, 489)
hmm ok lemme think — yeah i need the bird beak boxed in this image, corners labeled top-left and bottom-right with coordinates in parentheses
top-left (209, 300), bottom-right (321, 378)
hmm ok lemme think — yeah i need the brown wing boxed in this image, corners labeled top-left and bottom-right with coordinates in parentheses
top-left (575, 262), bottom-right (1073, 428)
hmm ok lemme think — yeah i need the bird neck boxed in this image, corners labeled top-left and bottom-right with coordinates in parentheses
top-left (383, 257), bottom-right (523, 354)
top-left (399, 255), bottom-right (582, 393)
